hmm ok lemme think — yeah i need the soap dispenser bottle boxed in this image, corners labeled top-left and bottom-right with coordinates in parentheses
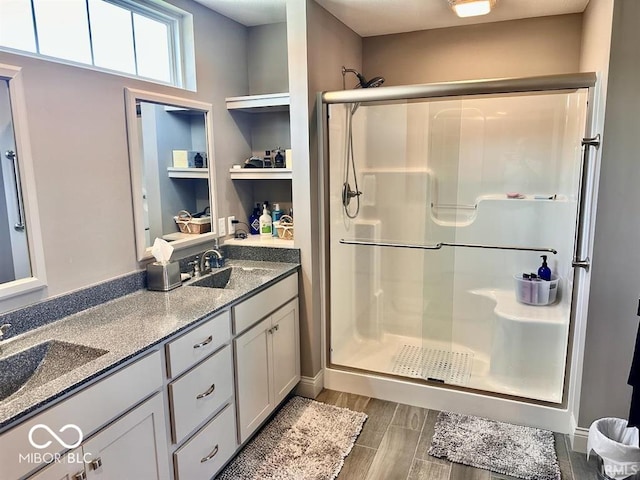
top-left (259, 205), bottom-right (272, 237)
top-left (538, 255), bottom-right (552, 281)
top-left (271, 203), bottom-right (283, 237)
top-left (249, 203), bottom-right (261, 235)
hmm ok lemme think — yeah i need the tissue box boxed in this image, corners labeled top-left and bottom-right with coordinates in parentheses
top-left (147, 261), bottom-right (181, 291)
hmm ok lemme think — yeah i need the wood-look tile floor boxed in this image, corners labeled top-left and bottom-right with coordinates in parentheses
top-left (312, 389), bottom-right (600, 480)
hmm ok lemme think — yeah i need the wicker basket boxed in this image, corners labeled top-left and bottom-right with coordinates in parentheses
top-left (174, 210), bottom-right (211, 234)
top-left (275, 215), bottom-right (293, 240)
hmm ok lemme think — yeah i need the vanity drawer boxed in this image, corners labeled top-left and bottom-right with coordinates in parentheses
top-left (233, 272), bottom-right (298, 334)
top-left (166, 310), bottom-right (231, 378)
top-left (173, 402), bottom-right (236, 480)
top-left (168, 344), bottom-right (233, 443)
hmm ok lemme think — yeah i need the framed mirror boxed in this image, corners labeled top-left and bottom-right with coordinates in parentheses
top-left (124, 88), bottom-right (218, 261)
top-left (0, 63), bottom-right (47, 305)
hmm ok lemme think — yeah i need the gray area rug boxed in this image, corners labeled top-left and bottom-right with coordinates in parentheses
top-left (217, 396), bottom-right (367, 480)
top-left (428, 411), bottom-right (561, 480)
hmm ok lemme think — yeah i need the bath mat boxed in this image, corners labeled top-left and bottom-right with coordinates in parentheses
top-left (216, 396), bottom-right (367, 480)
top-left (428, 411), bottom-right (561, 480)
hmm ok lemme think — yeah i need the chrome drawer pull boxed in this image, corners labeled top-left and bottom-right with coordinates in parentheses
top-left (90, 457), bottom-right (102, 470)
top-left (196, 383), bottom-right (216, 399)
top-left (200, 444), bottom-right (219, 463)
top-left (193, 335), bottom-right (213, 349)
top-left (74, 472), bottom-right (87, 480)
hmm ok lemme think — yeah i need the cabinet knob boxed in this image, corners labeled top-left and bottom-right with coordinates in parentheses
top-left (74, 471), bottom-right (87, 480)
top-left (200, 444), bottom-right (219, 463)
top-left (274, 324), bottom-right (280, 331)
top-left (196, 383), bottom-right (216, 399)
top-left (90, 457), bottom-right (103, 470)
top-left (193, 335), bottom-right (213, 349)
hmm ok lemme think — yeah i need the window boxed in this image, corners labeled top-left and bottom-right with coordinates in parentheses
top-left (0, 0), bottom-right (190, 87)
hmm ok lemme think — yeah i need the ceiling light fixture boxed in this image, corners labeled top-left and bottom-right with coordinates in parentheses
top-left (448, 0), bottom-right (497, 18)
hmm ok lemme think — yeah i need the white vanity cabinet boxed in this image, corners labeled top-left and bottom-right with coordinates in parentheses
top-left (8, 351), bottom-right (169, 480)
top-left (29, 394), bottom-right (169, 480)
top-left (234, 274), bottom-right (300, 444)
top-left (164, 310), bottom-right (237, 480)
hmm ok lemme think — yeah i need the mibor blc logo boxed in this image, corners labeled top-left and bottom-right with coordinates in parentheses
top-left (28, 424), bottom-right (84, 449)
top-left (19, 424), bottom-right (87, 465)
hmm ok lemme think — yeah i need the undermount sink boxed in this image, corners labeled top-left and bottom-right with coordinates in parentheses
top-left (0, 341), bottom-right (108, 402)
top-left (188, 266), bottom-right (273, 290)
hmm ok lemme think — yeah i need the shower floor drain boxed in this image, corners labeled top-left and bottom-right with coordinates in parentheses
top-left (391, 344), bottom-right (473, 386)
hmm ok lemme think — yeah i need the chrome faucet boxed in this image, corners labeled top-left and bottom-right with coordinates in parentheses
top-left (200, 249), bottom-right (224, 274)
top-left (0, 323), bottom-right (11, 342)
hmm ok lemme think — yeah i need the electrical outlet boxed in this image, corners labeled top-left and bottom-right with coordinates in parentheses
top-left (218, 218), bottom-right (226, 236)
top-left (228, 216), bottom-right (236, 235)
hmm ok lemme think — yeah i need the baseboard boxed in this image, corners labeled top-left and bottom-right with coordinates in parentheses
top-left (572, 426), bottom-right (589, 453)
top-left (294, 370), bottom-right (324, 398)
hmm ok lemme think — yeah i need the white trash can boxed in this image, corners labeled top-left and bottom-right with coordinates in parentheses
top-left (587, 418), bottom-right (640, 480)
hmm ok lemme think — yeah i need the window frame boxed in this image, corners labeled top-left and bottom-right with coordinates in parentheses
top-left (0, 0), bottom-right (191, 89)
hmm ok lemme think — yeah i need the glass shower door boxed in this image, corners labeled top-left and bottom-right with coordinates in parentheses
top-left (327, 100), bottom-right (455, 381)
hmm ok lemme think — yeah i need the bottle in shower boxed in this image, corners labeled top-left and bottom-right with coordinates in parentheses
top-left (538, 255), bottom-right (552, 281)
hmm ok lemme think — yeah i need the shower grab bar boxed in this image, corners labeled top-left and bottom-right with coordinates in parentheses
top-left (339, 239), bottom-right (557, 254)
top-left (4, 150), bottom-right (25, 231)
top-left (571, 134), bottom-right (600, 271)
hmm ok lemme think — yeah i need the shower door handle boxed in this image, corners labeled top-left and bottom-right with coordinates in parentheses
top-left (4, 150), bottom-right (25, 231)
top-left (572, 134), bottom-right (600, 271)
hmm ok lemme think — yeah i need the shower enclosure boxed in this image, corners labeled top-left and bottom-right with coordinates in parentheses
top-left (320, 74), bottom-right (599, 416)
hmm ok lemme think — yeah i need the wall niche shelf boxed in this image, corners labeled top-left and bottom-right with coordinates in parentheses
top-left (225, 92), bottom-right (290, 113)
top-left (229, 168), bottom-right (292, 180)
top-left (167, 167), bottom-right (209, 179)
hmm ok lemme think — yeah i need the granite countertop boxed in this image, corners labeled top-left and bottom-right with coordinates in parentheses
top-left (0, 259), bottom-right (299, 432)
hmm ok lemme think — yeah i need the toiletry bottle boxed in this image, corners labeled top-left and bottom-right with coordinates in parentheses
top-left (259, 206), bottom-right (272, 237)
top-left (530, 273), bottom-right (540, 304)
top-left (274, 148), bottom-right (285, 168)
top-left (264, 150), bottom-right (272, 168)
top-left (263, 201), bottom-right (271, 215)
top-left (249, 203), bottom-right (261, 235)
top-left (538, 255), bottom-right (552, 281)
top-left (194, 152), bottom-right (204, 168)
top-left (272, 203), bottom-right (283, 237)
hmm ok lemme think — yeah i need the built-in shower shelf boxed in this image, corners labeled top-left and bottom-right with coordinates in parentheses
top-left (470, 288), bottom-right (569, 324)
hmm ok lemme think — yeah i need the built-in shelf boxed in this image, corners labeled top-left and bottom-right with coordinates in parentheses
top-left (224, 235), bottom-right (294, 248)
top-left (167, 167), bottom-right (209, 179)
top-left (229, 168), bottom-right (292, 180)
top-left (225, 92), bottom-right (290, 113)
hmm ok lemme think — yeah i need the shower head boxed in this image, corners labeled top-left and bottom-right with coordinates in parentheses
top-left (363, 76), bottom-right (385, 88)
top-left (342, 66), bottom-right (385, 88)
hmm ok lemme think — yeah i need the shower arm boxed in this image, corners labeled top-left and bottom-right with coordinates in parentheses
top-left (339, 239), bottom-right (558, 255)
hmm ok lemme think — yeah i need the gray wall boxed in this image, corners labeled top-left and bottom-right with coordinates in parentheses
top-left (578, 0), bottom-right (640, 427)
top-left (282, 0), bottom-right (364, 382)
top-left (0, 0), bottom-right (250, 315)
top-left (248, 23), bottom-right (289, 95)
top-left (363, 14), bottom-right (583, 85)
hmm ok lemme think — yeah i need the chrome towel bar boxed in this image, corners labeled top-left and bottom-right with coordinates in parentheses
top-left (339, 239), bottom-right (557, 254)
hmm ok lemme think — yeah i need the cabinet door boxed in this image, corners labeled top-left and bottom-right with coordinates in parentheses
top-left (235, 317), bottom-right (272, 444)
top-left (271, 298), bottom-right (300, 405)
top-left (83, 393), bottom-right (170, 480)
top-left (27, 450), bottom-right (85, 480)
